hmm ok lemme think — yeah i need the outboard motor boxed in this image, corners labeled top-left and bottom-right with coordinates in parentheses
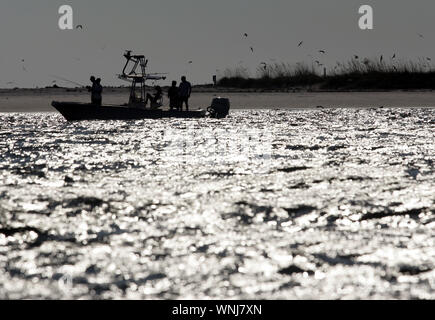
top-left (208, 97), bottom-right (230, 118)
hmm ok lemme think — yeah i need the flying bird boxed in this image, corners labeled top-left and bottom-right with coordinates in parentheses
top-left (418, 33), bottom-right (424, 38)
top-left (188, 61), bottom-right (193, 64)
top-left (298, 41), bottom-right (303, 47)
top-left (76, 25), bottom-right (83, 29)
top-left (244, 33), bottom-right (248, 37)
top-left (392, 54), bottom-right (396, 59)
top-left (426, 57), bottom-right (432, 61)
top-left (318, 50), bottom-right (326, 54)
top-left (20, 59), bottom-right (27, 72)
top-left (250, 47), bottom-right (254, 53)
top-left (354, 55), bottom-right (359, 59)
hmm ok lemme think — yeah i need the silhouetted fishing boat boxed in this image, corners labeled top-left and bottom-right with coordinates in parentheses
top-left (51, 102), bottom-right (220, 121)
top-left (52, 51), bottom-right (230, 121)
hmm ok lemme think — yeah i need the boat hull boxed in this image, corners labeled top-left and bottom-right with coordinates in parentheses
top-left (52, 102), bottom-right (209, 121)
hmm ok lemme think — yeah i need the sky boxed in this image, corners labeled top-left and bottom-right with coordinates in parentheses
top-left (1, 0), bottom-right (435, 87)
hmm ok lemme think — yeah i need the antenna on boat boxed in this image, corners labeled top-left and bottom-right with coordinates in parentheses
top-left (118, 50), bottom-right (166, 107)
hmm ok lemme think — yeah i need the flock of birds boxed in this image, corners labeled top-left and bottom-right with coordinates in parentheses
top-left (240, 31), bottom-right (433, 73)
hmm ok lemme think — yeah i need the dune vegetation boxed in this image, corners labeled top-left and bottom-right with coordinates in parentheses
top-left (217, 57), bottom-right (435, 90)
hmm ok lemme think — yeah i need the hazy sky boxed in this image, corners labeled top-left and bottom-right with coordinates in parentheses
top-left (1, 0), bottom-right (435, 87)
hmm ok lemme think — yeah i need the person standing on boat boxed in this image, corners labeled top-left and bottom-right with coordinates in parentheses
top-left (87, 76), bottom-right (96, 103)
top-left (93, 78), bottom-right (103, 106)
top-left (88, 76), bottom-right (103, 106)
top-left (168, 81), bottom-right (180, 111)
top-left (178, 76), bottom-right (192, 111)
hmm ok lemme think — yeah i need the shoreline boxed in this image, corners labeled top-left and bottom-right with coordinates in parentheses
top-left (1, 86), bottom-right (435, 94)
top-left (1, 89), bottom-right (435, 112)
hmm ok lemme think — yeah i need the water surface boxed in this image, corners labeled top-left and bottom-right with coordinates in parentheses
top-left (0, 108), bottom-right (434, 299)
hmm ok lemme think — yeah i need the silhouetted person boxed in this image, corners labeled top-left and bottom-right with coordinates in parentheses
top-left (87, 76), bottom-right (95, 96)
top-left (87, 76), bottom-right (102, 106)
top-left (168, 81), bottom-right (179, 111)
top-left (94, 78), bottom-right (103, 106)
top-left (145, 86), bottom-right (163, 108)
top-left (178, 76), bottom-right (192, 111)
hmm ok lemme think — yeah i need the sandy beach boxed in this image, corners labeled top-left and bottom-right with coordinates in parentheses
top-left (1, 88), bottom-right (435, 112)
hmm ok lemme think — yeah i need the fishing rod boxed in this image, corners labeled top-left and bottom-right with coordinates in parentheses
top-left (49, 74), bottom-right (87, 88)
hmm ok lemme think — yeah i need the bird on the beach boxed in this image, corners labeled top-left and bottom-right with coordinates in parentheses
top-left (76, 25), bottom-right (83, 29)
top-left (426, 57), bottom-right (432, 61)
top-left (315, 60), bottom-right (320, 64)
top-left (298, 41), bottom-right (303, 47)
top-left (250, 47), bottom-right (254, 53)
top-left (391, 54), bottom-right (396, 59)
top-left (188, 61), bottom-right (193, 64)
top-left (354, 55), bottom-right (359, 59)
top-left (418, 33), bottom-right (424, 39)
top-left (244, 33), bottom-right (248, 37)
top-left (380, 55), bottom-right (384, 62)
top-left (318, 50), bottom-right (326, 54)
